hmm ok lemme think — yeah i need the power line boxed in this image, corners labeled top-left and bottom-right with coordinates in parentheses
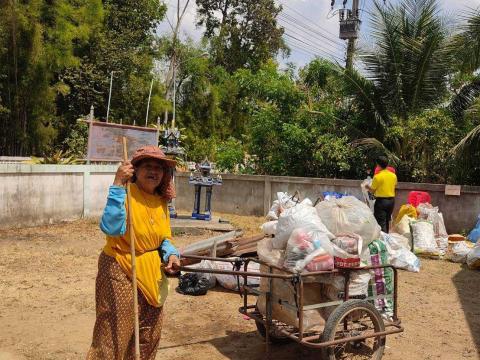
top-left (276, 0), bottom-right (340, 39)
top-left (278, 13), bottom-right (343, 48)
top-left (282, 26), bottom-right (344, 61)
top-left (285, 39), bottom-right (343, 63)
top-left (285, 40), bottom-right (323, 59)
top-left (278, 14), bottom-right (342, 51)
top-left (284, 33), bottom-right (343, 62)
top-left (279, 20), bottom-right (343, 56)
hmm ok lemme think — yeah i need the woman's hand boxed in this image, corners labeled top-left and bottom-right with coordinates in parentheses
top-left (165, 255), bottom-right (181, 274)
top-left (113, 161), bottom-right (134, 186)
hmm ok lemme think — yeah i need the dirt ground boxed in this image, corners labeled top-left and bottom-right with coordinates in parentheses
top-left (0, 216), bottom-right (479, 360)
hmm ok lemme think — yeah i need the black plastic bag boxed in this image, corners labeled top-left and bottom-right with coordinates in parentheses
top-left (175, 272), bottom-right (210, 296)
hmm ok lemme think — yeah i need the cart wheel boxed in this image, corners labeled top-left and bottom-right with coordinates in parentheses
top-left (320, 299), bottom-right (385, 360)
top-left (252, 307), bottom-right (292, 344)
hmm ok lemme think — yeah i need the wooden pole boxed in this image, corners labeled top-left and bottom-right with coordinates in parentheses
top-left (122, 137), bottom-right (141, 360)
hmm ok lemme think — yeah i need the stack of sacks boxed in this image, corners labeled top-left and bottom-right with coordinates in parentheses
top-left (417, 203), bottom-right (448, 255)
top-left (362, 239), bottom-right (394, 319)
top-left (261, 192), bottom-right (298, 236)
top-left (315, 196), bottom-right (381, 251)
top-left (258, 195), bottom-right (336, 273)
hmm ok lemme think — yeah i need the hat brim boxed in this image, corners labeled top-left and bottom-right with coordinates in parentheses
top-left (131, 154), bottom-right (176, 168)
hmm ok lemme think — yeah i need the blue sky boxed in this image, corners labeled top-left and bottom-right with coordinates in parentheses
top-left (158, 0), bottom-right (480, 68)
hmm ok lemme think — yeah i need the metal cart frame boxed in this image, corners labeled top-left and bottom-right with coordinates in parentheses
top-left (179, 254), bottom-right (404, 357)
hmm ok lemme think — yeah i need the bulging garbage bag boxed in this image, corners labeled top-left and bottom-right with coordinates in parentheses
top-left (315, 196), bottom-right (381, 247)
top-left (274, 198), bottom-right (333, 249)
top-left (381, 232), bottom-right (420, 272)
top-left (176, 273), bottom-right (211, 296)
top-left (283, 225), bottom-right (334, 272)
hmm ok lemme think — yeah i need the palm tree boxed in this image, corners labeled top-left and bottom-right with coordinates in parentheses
top-left (449, 9), bottom-right (480, 165)
top-left (345, 0), bottom-right (451, 128)
top-left (341, 0), bottom-right (454, 178)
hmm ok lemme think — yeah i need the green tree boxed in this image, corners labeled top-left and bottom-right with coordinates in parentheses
top-left (196, 0), bottom-right (287, 72)
top-left (56, 0), bottom-right (168, 131)
top-left (0, 0), bottom-right (103, 156)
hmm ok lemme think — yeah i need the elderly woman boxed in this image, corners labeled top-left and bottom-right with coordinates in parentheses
top-left (87, 145), bottom-right (181, 360)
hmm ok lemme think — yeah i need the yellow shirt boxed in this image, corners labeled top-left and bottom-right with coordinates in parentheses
top-left (103, 183), bottom-right (172, 307)
top-left (371, 169), bottom-right (397, 198)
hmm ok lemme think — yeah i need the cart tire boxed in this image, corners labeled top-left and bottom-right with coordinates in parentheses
top-left (320, 299), bottom-right (385, 360)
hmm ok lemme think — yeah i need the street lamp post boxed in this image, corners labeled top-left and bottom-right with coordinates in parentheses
top-left (106, 71), bottom-right (115, 123)
top-left (145, 78), bottom-right (154, 127)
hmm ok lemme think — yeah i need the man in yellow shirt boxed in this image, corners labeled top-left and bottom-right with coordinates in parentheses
top-left (367, 156), bottom-right (397, 233)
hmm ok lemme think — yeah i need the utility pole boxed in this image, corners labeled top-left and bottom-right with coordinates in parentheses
top-left (337, 0), bottom-right (361, 70)
top-left (346, 0), bottom-right (359, 69)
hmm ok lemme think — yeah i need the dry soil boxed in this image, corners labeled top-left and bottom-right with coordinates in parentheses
top-left (0, 216), bottom-right (479, 360)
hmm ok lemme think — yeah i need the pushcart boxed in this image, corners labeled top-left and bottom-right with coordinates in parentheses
top-left (179, 254), bottom-right (404, 359)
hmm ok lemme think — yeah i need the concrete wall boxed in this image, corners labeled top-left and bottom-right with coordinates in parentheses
top-left (1, 164), bottom-right (479, 232)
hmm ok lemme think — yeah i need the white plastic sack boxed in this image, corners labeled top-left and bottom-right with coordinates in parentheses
top-left (391, 248), bottom-right (420, 272)
top-left (349, 271), bottom-right (371, 297)
top-left (283, 226), bottom-right (334, 272)
top-left (386, 232), bottom-right (411, 250)
top-left (417, 204), bottom-right (448, 238)
top-left (448, 241), bottom-right (471, 263)
top-left (315, 196), bottom-right (381, 247)
top-left (411, 220), bottom-right (439, 255)
top-left (361, 177), bottom-right (375, 211)
top-left (257, 237), bottom-right (284, 267)
top-left (274, 198), bottom-right (333, 249)
top-left (436, 236), bottom-right (448, 256)
top-left (260, 220), bottom-right (277, 236)
top-left (212, 261), bottom-right (260, 291)
top-left (467, 243), bottom-right (480, 269)
top-left (266, 192), bottom-right (298, 220)
top-left (382, 232), bottom-right (420, 272)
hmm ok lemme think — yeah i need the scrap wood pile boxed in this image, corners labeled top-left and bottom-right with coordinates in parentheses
top-left (177, 230), bottom-right (265, 296)
top-left (181, 230), bottom-right (264, 259)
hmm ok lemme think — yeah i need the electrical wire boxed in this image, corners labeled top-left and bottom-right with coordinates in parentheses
top-left (278, 17), bottom-right (342, 53)
top-left (282, 26), bottom-right (344, 60)
top-left (276, 0), bottom-right (340, 39)
top-left (278, 13), bottom-right (343, 49)
top-left (284, 33), bottom-right (343, 62)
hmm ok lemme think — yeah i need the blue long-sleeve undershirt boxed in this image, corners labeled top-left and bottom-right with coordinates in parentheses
top-left (100, 185), bottom-right (179, 263)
